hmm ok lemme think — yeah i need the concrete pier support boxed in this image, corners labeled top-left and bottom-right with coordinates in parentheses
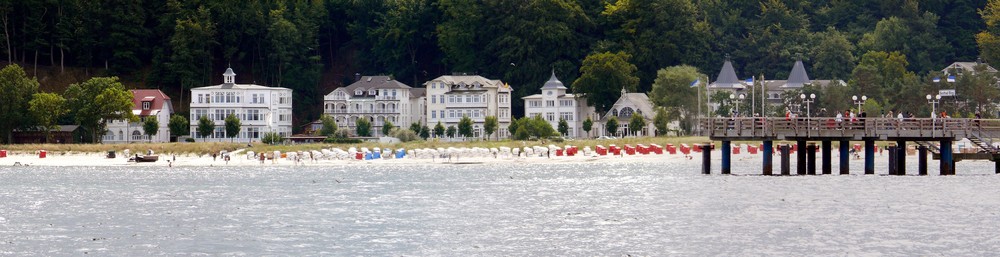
top-left (822, 141), bottom-right (832, 174)
top-left (780, 144), bottom-right (791, 176)
top-left (806, 143), bottom-right (817, 175)
top-left (797, 140), bottom-right (807, 175)
top-left (940, 140), bottom-right (953, 175)
top-left (839, 140), bottom-right (850, 175)
top-left (701, 144), bottom-right (712, 175)
top-left (896, 141), bottom-right (906, 175)
top-left (918, 145), bottom-right (927, 176)
top-left (888, 145), bottom-right (897, 175)
top-left (864, 140), bottom-right (875, 174)
top-left (721, 141), bottom-right (731, 175)
top-left (763, 141), bottom-right (773, 175)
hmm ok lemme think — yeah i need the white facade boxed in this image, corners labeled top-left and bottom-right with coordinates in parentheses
top-left (522, 71), bottom-right (595, 138)
top-left (424, 75), bottom-right (513, 139)
top-left (594, 88), bottom-right (656, 137)
top-left (322, 76), bottom-right (424, 136)
top-left (189, 68), bottom-right (293, 142)
top-left (104, 89), bottom-right (174, 143)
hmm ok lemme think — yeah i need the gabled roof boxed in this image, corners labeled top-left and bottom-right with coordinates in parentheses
top-left (130, 89), bottom-right (172, 116)
top-left (541, 70), bottom-right (567, 90)
top-left (332, 76), bottom-right (412, 97)
top-left (784, 60), bottom-right (811, 87)
top-left (711, 59), bottom-right (743, 89)
top-left (941, 61), bottom-right (999, 75)
top-left (409, 88), bottom-right (426, 98)
top-left (604, 91), bottom-right (655, 121)
top-left (426, 75), bottom-right (504, 89)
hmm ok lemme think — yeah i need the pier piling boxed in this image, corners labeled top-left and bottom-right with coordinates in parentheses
top-left (822, 141), bottom-right (832, 174)
top-left (701, 144), bottom-right (712, 175)
top-left (941, 140), bottom-right (953, 175)
top-left (721, 141), bottom-right (731, 175)
top-left (807, 143), bottom-right (817, 175)
top-left (797, 140), bottom-right (807, 175)
top-left (888, 145), bottom-right (897, 175)
top-left (918, 145), bottom-right (927, 176)
top-left (839, 140), bottom-right (850, 175)
top-left (896, 141), bottom-right (906, 175)
top-left (780, 144), bottom-right (790, 176)
top-left (864, 140), bottom-right (875, 175)
top-left (763, 141), bottom-right (773, 175)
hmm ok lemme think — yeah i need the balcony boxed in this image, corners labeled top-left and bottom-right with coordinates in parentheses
top-left (375, 96), bottom-right (400, 101)
top-left (328, 109), bottom-right (401, 114)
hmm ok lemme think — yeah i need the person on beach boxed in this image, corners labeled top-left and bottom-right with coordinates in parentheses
top-left (259, 152), bottom-right (265, 164)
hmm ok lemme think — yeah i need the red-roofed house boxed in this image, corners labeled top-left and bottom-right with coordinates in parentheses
top-left (103, 89), bottom-right (174, 143)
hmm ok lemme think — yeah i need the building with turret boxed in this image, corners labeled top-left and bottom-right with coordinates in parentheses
top-left (522, 71), bottom-right (596, 138)
top-left (189, 68), bottom-right (293, 141)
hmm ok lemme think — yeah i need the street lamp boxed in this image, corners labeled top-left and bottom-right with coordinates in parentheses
top-left (852, 95), bottom-right (867, 114)
top-left (800, 93), bottom-right (816, 117)
top-left (730, 93), bottom-right (745, 117)
top-left (926, 94), bottom-right (941, 120)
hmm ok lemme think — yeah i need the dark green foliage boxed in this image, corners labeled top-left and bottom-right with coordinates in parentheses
top-left (142, 116), bottom-right (159, 142)
top-left (197, 115), bottom-right (214, 141)
top-left (261, 132), bottom-right (284, 145)
top-left (381, 120), bottom-right (394, 137)
top-left (169, 114), bottom-right (189, 137)
top-left (224, 114), bottom-right (241, 142)
top-left (356, 117), bottom-right (371, 137)
top-left (605, 116), bottom-right (619, 137)
top-left (557, 118), bottom-right (569, 136)
top-left (409, 122), bottom-right (422, 134)
top-left (419, 125), bottom-right (431, 140)
top-left (458, 115), bottom-right (473, 139)
top-left (433, 122), bottom-right (445, 138)
top-left (0, 64), bottom-right (39, 143)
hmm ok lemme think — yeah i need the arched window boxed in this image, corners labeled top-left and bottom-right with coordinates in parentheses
top-left (611, 109), bottom-right (618, 117)
top-left (620, 107), bottom-right (634, 117)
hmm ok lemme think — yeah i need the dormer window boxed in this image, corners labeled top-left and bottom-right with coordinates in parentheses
top-left (369, 89), bottom-right (376, 95)
top-left (142, 101), bottom-right (151, 110)
top-left (355, 89), bottom-right (363, 96)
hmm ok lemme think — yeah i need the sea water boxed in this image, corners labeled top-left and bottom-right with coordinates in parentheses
top-left (1, 161), bottom-right (999, 255)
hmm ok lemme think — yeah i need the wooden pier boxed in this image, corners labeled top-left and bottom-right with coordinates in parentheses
top-left (696, 117), bottom-right (1000, 175)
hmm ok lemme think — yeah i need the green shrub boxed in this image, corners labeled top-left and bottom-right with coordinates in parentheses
top-left (324, 137), bottom-right (362, 144)
top-left (261, 132), bottom-right (285, 145)
top-left (184, 138), bottom-right (195, 142)
top-left (389, 128), bottom-right (419, 142)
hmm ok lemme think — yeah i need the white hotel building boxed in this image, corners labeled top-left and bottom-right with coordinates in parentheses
top-left (189, 68), bottom-right (293, 141)
top-left (522, 71), bottom-right (595, 138)
top-left (424, 75), bottom-right (513, 139)
top-left (322, 75), bottom-right (425, 137)
top-left (103, 89), bottom-right (174, 143)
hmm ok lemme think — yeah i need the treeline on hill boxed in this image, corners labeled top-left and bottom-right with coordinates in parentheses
top-left (0, 0), bottom-right (993, 133)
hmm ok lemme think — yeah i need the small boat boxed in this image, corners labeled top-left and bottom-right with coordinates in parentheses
top-left (129, 155), bottom-right (159, 163)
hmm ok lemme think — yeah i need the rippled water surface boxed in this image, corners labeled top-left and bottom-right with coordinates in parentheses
top-left (2, 161), bottom-right (1000, 255)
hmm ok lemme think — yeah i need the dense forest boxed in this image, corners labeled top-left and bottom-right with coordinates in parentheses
top-left (0, 0), bottom-right (991, 130)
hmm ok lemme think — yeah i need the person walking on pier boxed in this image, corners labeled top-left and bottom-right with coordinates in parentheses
top-left (836, 111), bottom-right (843, 130)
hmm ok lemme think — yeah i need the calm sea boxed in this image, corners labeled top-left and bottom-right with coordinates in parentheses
top-left (1, 160), bottom-right (999, 255)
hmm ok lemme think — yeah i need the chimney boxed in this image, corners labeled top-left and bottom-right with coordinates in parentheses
top-left (355, 73), bottom-right (361, 82)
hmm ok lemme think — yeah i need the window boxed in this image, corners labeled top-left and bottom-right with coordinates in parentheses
top-left (198, 94), bottom-right (203, 103)
top-left (246, 110), bottom-right (261, 121)
top-left (214, 127), bottom-right (225, 138)
top-left (560, 112), bottom-right (574, 121)
top-left (142, 101), bottom-right (151, 110)
top-left (466, 95), bottom-right (472, 103)
top-left (432, 111), bottom-right (437, 118)
top-left (431, 95), bottom-right (436, 104)
top-left (369, 89), bottom-right (376, 95)
top-left (546, 112), bottom-right (555, 121)
top-left (560, 100), bottom-right (573, 107)
top-left (473, 110), bottom-right (480, 118)
top-left (546, 100), bottom-right (555, 107)
top-left (355, 89), bottom-right (363, 95)
top-left (449, 110), bottom-right (455, 118)
top-left (529, 101), bottom-right (541, 108)
top-left (449, 95), bottom-right (455, 103)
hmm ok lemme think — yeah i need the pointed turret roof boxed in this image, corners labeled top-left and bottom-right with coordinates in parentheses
top-left (784, 59), bottom-right (811, 87)
top-left (541, 70), bottom-right (566, 89)
top-left (712, 57), bottom-right (742, 88)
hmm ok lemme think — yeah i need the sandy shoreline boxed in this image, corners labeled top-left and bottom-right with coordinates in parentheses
top-left (0, 147), bottom-right (923, 168)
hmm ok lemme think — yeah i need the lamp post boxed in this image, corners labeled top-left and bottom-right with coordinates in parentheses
top-left (730, 93), bottom-right (745, 117)
top-left (852, 95), bottom-right (867, 114)
top-left (800, 93), bottom-right (816, 118)
top-left (927, 94), bottom-right (940, 135)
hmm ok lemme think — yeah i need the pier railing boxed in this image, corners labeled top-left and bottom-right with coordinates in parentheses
top-left (698, 117), bottom-right (1000, 142)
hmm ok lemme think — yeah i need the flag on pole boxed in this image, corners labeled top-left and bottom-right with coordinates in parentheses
top-left (690, 78), bottom-right (700, 87)
top-left (947, 75), bottom-right (956, 82)
top-left (932, 77), bottom-right (941, 83)
top-left (745, 77), bottom-right (754, 84)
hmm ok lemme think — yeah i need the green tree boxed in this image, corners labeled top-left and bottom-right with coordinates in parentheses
top-left (605, 116), bottom-right (619, 137)
top-left (319, 114), bottom-right (337, 136)
top-left (168, 6), bottom-right (215, 112)
top-left (381, 120), bottom-right (394, 137)
top-left (458, 115), bottom-right (473, 139)
top-left (649, 65), bottom-right (705, 130)
top-left (653, 107), bottom-right (669, 136)
top-left (224, 114), bottom-right (241, 142)
top-left (446, 125), bottom-right (456, 138)
top-left (507, 118), bottom-right (520, 139)
top-left (0, 64), bottom-right (39, 143)
top-left (858, 5), bottom-right (952, 72)
top-left (27, 92), bottom-right (67, 143)
top-left (629, 112), bottom-right (647, 137)
top-left (419, 125), bottom-right (430, 140)
top-left (356, 117), bottom-right (372, 137)
top-left (64, 77), bottom-right (134, 143)
top-left (810, 28), bottom-right (856, 79)
top-left (197, 115), bottom-right (214, 141)
top-left (483, 115), bottom-right (498, 140)
top-left (531, 115), bottom-right (555, 139)
top-left (978, 0), bottom-right (1000, 65)
top-left (433, 122), bottom-right (445, 138)
top-left (573, 51), bottom-right (639, 113)
top-left (557, 118), bottom-right (569, 136)
top-left (169, 114), bottom-right (189, 139)
top-left (848, 51), bottom-right (917, 111)
top-left (261, 132), bottom-right (284, 145)
top-left (409, 122), bottom-right (422, 134)
top-left (582, 117), bottom-right (593, 138)
top-left (142, 116), bottom-right (159, 142)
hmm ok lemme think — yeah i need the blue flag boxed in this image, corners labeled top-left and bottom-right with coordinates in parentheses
top-left (690, 79), bottom-right (700, 87)
top-left (932, 77), bottom-right (941, 83)
top-left (745, 77), bottom-right (754, 84)
top-left (947, 75), bottom-right (956, 83)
